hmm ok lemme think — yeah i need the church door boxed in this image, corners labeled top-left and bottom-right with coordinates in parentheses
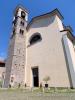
top-left (32, 67), bottom-right (39, 87)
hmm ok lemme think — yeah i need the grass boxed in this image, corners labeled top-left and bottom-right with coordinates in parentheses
top-left (0, 87), bottom-right (75, 93)
top-left (31, 87), bottom-right (75, 93)
top-left (0, 88), bottom-right (75, 100)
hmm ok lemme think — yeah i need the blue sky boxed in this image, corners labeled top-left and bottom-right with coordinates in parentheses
top-left (0, 0), bottom-right (75, 59)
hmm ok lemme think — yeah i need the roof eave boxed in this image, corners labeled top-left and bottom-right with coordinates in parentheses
top-left (60, 29), bottom-right (75, 42)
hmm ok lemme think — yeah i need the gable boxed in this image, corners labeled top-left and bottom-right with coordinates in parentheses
top-left (27, 9), bottom-right (63, 30)
top-left (27, 15), bottom-right (56, 30)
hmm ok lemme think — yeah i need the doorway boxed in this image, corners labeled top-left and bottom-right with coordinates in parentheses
top-left (32, 67), bottom-right (39, 87)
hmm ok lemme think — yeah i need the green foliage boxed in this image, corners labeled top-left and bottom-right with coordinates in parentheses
top-left (0, 80), bottom-right (3, 87)
top-left (43, 76), bottom-right (50, 83)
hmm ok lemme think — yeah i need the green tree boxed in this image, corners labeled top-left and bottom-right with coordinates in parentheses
top-left (43, 76), bottom-right (50, 84)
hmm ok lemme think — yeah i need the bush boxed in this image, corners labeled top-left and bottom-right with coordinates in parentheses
top-left (0, 80), bottom-right (3, 88)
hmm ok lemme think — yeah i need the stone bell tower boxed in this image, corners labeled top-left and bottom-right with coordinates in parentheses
top-left (4, 5), bottom-right (28, 87)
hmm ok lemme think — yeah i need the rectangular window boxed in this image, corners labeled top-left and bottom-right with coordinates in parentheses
top-left (20, 21), bottom-right (24, 26)
top-left (20, 29), bottom-right (24, 35)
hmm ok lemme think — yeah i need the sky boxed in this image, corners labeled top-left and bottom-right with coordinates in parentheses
top-left (0, 0), bottom-right (75, 59)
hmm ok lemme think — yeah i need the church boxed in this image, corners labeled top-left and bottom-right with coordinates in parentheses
top-left (4, 5), bottom-right (75, 88)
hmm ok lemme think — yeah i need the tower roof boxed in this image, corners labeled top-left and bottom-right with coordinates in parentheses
top-left (14, 5), bottom-right (28, 15)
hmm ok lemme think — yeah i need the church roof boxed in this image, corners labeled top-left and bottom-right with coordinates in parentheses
top-left (60, 28), bottom-right (75, 42)
top-left (27, 8), bottom-right (75, 42)
top-left (27, 8), bottom-right (64, 30)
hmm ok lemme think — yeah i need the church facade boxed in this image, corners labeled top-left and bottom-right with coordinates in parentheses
top-left (4, 5), bottom-right (75, 88)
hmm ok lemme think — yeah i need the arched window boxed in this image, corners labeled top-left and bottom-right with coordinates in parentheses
top-left (21, 11), bottom-right (25, 19)
top-left (29, 33), bottom-right (42, 45)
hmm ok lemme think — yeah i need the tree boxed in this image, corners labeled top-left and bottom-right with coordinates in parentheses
top-left (0, 80), bottom-right (3, 88)
top-left (43, 76), bottom-right (50, 88)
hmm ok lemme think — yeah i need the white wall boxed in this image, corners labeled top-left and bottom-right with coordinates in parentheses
top-left (26, 15), bottom-right (70, 87)
top-left (63, 34), bottom-right (75, 88)
top-left (56, 15), bottom-right (64, 31)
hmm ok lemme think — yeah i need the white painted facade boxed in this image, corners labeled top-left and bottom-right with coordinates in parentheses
top-left (4, 6), bottom-right (75, 88)
top-left (26, 15), bottom-right (70, 87)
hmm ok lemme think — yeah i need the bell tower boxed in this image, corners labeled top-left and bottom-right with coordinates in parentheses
top-left (4, 5), bottom-right (28, 87)
top-left (12, 5), bottom-right (28, 36)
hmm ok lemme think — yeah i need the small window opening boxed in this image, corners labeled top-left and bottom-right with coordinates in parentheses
top-left (21, 11), bottom-right (25, 19)
top-left (20, 21), bottom-right (24, 26)
top-left (20, 29), bottom-right (24, 35)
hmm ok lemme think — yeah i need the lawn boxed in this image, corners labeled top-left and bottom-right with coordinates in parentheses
top-left (0, 88), bottom-right (75, 100)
